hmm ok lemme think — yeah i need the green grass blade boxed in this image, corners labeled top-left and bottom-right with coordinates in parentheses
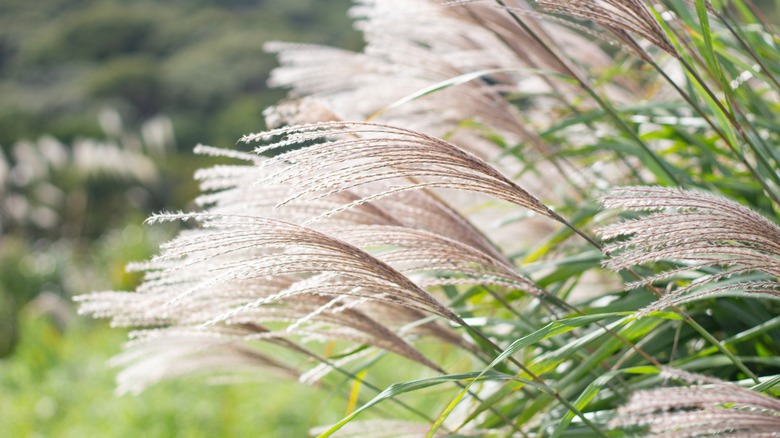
top-left (429, 313), bottom-right (633, 435)
top-left (550, 366), bottom-right (660, 438)
top-left (366, 67), bottom-right (569, 121)
top-left (316, 372), bottom-right (534, 438)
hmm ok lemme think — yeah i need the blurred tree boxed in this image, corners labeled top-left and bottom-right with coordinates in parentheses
top-left (24, 6), bottom-right (159, 63)
top-left (0, 0), bottom-right (357, 148)
top-left (87, 56), bottom-right (162, 117)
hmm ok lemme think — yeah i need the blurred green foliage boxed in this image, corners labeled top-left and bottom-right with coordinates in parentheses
top-left (0, 0), bottom-right (359, 148)
top-left (0, 0), bottom-right (357, 354)
top-left (0, 2), bottom-right (359, 432)
top-left (0, 312), bottom-right (345, 437)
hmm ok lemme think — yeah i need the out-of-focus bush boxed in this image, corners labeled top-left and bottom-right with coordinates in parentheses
top-left (22, 6), bottom-right (160, 63)
top-left (0, 111), bottom-right (179, 357)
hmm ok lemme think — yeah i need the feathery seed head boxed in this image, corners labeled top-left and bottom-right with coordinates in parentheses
top-left (612, 368), bottom-right (780, 436)
top-left (77, 120), bottom-right (557, 391)
top-left (535, 0), bottom-right (678, 60)
top-left (599, 186), bottom-right (780, 316)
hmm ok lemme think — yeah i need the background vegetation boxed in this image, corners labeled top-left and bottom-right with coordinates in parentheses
top-left (0, 0), bottom-right (359, 147)
top-left (0, 0), bottom-right (357, 436)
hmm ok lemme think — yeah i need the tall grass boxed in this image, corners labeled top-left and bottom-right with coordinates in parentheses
top-left (78, 0), bottom-right (780, 436)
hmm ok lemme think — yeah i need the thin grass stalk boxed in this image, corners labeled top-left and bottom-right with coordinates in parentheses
top-left (492, 0), bottom-right (682, 186)
top-left (671, 315), bottom-right (780, 372)
top-left (645, 29), bottom-right (780, 203)
top-left (641, 55), bottom-right (780, 207)
top-left (655, 5), bottom-right (780, 202)
top-left (743, 0), bottom-right (777, 32)
top-left (716, 9), bottom-right (780, 92)
top-left (724, 92), bottom-right (780, 183)
top-left (539, 0), bottom-right (780, 209)
top-left (450, 313), bottom-right (609, 437)
top-left (237, 323), bottom-right (443, 428)
top-left (535, 0), bottom-right (780, 207)
top-left (454, 4), bottom-right (640, 192)
top-left (678, 56), bottom-right (780, 200)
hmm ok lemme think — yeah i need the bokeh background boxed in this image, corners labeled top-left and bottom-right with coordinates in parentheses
top-left (1, 0), bottom-right (779, 436)
top-left (0, 1), bottom-right (360, 435)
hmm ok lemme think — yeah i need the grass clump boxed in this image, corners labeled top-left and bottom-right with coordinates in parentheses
top-left (78, 1), bottom-right (780, 436)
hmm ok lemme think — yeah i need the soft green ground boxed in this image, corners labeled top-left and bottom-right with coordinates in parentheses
top-left (0, 310), bottom-right (456, 437)
top-left (0, 313), bottom-right (346, 437)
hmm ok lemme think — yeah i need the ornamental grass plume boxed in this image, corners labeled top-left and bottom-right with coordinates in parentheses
top-left (612, 368), bottom-right (780, 436)
top-left (77, 120), bottom-right (562, 395)
top-left (535, 0), bottom-right (678, 60)
top-left (599, 186), bottom-right (780, 316)
top-left (237, 121), bottom-right (557, 219)
top-left (78, 212), bottom-right (454, 380)
top-left (266, 0), bottom-right (617, 166)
